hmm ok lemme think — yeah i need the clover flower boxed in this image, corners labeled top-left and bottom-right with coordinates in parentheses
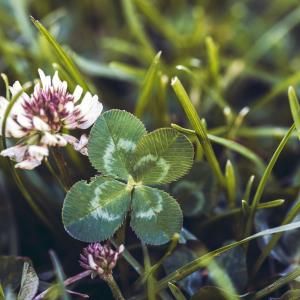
top-left (79, 242), bottom-right (124, 280)
top-left (0, 69), bottom-right (103, 169)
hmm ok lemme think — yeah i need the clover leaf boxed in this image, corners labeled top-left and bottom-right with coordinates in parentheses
top-left (62, 109), bottom-right (194, 245)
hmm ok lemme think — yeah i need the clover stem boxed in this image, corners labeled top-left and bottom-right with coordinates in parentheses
top-left (45, 159), bottom-right (68, 193)
top-left (51, 149), bottom-right (71, 190)
top-left (105, 275), bottom-right (126, 300)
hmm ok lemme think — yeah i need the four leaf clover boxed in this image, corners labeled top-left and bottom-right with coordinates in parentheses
top-left (62, 109), bottom-right (194, 245)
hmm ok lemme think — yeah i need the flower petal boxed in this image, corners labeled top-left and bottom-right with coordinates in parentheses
top-left (52, 71), bottom-right (61, 89)
top-left (17, 114), bottom-right (32, 129)
top-left (54, 134), bottom-right (67, 147)
top-left (28, 145), bottom-right (49, 159)
top-left (41, 132), bottom-right (58, 146)
top-left (33, 116), bottom-right (50, 131)
top-left (73, 85), bottom-right (83, 102)
top-left (0, 97), bottom-right (9, 135)
top-left (38, 69), bottom-right (51, 90)
top-left (15, 159), bottom-right (42, 170)
top-left (6, 118), bottom-right (27, 138)
top-left (76, 95), bottom-right (103, 129)
top-left (0, 145), bottom-right (27, 162)
top-left (63, 134), bottom-right (88, 155)
top-left (9, 81), bottom-right (22, 97)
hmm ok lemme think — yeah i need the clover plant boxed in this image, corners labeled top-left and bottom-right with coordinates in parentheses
top-left (62, 109), bottom-right (194, 244)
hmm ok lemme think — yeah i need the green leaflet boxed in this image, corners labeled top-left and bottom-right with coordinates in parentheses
top-left (131, 186), bottom-right (182, 245)
top-left (132, 128), bottom-right (194, 184)
top-left (62, 177), bottom-right (131, 242)
top-left (88, 109), bottom-right (147, 180)
top-left (64, 109), bottom-right (194, 244)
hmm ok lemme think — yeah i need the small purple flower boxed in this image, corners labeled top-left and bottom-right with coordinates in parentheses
top-left (0, 69), bottom-right (103, 169)
top-left (79, 243), bottom-right (124, 280)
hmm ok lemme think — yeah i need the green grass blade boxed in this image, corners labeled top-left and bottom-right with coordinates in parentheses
top-left (31, 17), bottom-right (89, 91)
top-left (121, 0), bottom-right (155, 60)
top-left (1, 73), bottom-right (10, 100)
top-left (257, 199), bottom-right (285, 209)
top-left (237, 126), bottom-right (298, 139)
top-left (208, 134), bottom-right (265, 174)
top-left (245, 5), bottom-right (300, 63)
top-left (153, 220), bottom-right (300, 295)
top-left (205, 36), bottom-right (220, 86)
top-left (0, 83), bottom-right (53, 231)
top-left (168, 283), bottom-right (186, 300)
top-left (252, 70), bottom-right (300, 111)
top-left (244, 123), bottom-right (296, 238)
top-left (135, 51), bottom-right (161, 118)
top-left (253, 193), bottom-right (300, 275)
top-left (0, 284), bottom-right (4, 300)
top-left (171, 77), bottom-right (225, 186)
top-left (171, 124), bottom-right (266, 174)
top-left (252, 267), bottom-right (300, 299)
top-left (134, 0), bottom-right (182, 47)
top-left (10, 0), bottom-right (37, 51)
top-left (73, 52), bottom-right (144, 83)
top-left (225, 160), bottom-right (236, 209)
top-left (207, 260), bottom-right (239, 300)
top-left (45, 251), bottom-right (70, 300)
top-left (288, 86), bottom-right (300, 139)
top-left (141, 244), bottom-right (155, 300)
top-left (242, 175), bottom-right (255, 205)
top-left (141, 234), bottom-right (179, 284)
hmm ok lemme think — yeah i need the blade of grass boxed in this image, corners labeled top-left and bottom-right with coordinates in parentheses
top-left (10, 0), bottom-right (37, 52)
top-left (48, 251), bottom-right (70, 300)
top-left (225, 160), bottom-right (236, 208)
top-left (208, 260), bottom-right (239, 300)
top-left (31, 17), bottom-right (89, 91)
top-left (111, 240), bottom-right (171, 300)
top-left (252, 192), bottom-right (300, 275)
top-left (245, 5), bottom-right (300, 63)
top-left (251, 70), bottom-right (300, 111)
top-left (171, 77), bottom-right (225, 186)
top-left (171, 123), bottom-right (266, 174)
top-left (1, 73), bottom-right (10, 100)
top-left (167, 283), bottom-right (186, 300)
top-left (244, 123), bottom-right (296, 238)
top-left (205, 36), bottom-right (220, 87)
top-left (288, 86), bottom-right (300, 139)
top-left (102, 37), bottom-right (149, 62)
top-left (156, 220), bottom-right (300, 296)
top-left (133, 0), bottom-right (182, 48)
top-left (140, 234), bottom-right (179, 285)
top-left (257, 199), bottom-right (285, 209)
top-left (1, 83), bottom-right (53, 231)
top-left (72, 52), bottom-right (144, 83)
top-left (121, 0), bottom-right (155, 60)
top-left (237, 126), bottom-right (298, 139)
top-left (242, 175), bottom-right (255, 204)
top-left (141, 244), bottom-right (155, 300)
top-left (252, 267), bottom-right (300, 299)
top-left (135, 51), bottom-right (161, 118)
top-left (0, 284), bottom-right (4, 300)
top-left (132, 220), bottom-right (300, 299)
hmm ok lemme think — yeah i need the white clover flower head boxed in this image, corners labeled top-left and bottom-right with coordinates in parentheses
top-left (0, 69), bottom-right (103, 170)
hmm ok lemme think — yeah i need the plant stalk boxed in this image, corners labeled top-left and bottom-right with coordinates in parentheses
top-left (106, 275), bottom-right (126, 300)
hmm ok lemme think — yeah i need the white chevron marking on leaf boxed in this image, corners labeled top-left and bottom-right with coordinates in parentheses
top-left (135, 190), bottom-right (163, 219)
